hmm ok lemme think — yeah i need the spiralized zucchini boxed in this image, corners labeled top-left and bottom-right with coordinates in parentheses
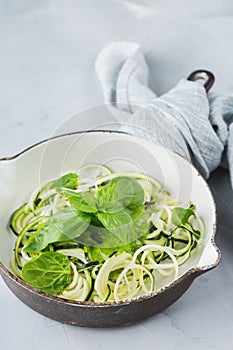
top-left (9, 164), bottom-right (204, 302)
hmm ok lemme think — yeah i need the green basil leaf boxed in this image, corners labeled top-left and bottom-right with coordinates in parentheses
top-left (171, 205), bottom-right (200, 239)
top-left (97, 211), bottom-right (135, 245)
top-left (49, 173), bottom-right (78, 190)
top-left (171, 206), bottom-right (196, 227)
top-left (22, 251), bottom-right (72, 295)
top-left (84, 246), bottom-right (117, 263)
top-left (85, 243), bottom-right (135, 263)
top-left (97, 211), bottom-right (132, 233)
top-left (74, 210), bottom-right (135, 249)
top-left (62, 190), bottom-right (98, 213)
top-left (24, 207), bottom-right (90, 253)
top-left (98, 176), bottom-right (144, 213)
top-left (97, 181), bottom-right (124, 212)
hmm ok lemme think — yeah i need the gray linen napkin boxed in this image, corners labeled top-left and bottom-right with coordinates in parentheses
top-left (95, 42), bottom-right (233, 185)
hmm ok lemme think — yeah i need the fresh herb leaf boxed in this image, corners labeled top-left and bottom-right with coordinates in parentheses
top-left (85, 243), bottom-right (136, 263)
top-left (62, 190), bottom-right (98, 213)
top-left (84, 246), bottom-right (116, 263)
top-left (171, 205), bottom-right (200, 239)
top-left (97, 181), bottom-right (124, 212)
top-left (171, 206), bottom-right (196, 226)
top-left (49, 173), bottom-right (78, 190)
top-left (24, 207), bottom-right (90, 253)
top-left (75, 211), bottom-right (135, 250)
top-left (22, 251), bottom-right (72, 295)
top-left (97, 211), bottom-right (133, 243)
top-left (98, 176), bottom-right (144, 213)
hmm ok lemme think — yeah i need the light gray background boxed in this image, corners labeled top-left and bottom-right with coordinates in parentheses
top-left (1, 1), bottom-right (233, 349)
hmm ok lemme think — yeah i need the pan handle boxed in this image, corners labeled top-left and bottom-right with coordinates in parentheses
top-left (187, 70), bottom-right (215, 92)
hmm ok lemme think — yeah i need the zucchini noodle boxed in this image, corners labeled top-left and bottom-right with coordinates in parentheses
top-left (9, 163), bottom-right (204, 302)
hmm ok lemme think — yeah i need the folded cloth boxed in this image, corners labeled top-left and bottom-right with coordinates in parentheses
top-left (95, 42), bottom-right (233, 185)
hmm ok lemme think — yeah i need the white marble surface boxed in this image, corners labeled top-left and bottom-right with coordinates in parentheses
top-left (1, 1), bottom-right (233, 349)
